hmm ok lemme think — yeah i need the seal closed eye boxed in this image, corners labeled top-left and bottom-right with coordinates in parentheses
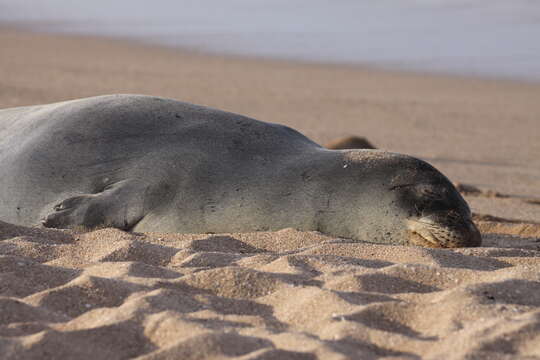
top-left (0, 94), bottom-right (481, 248)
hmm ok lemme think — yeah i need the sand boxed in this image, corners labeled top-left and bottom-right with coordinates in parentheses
top-left (1, 222), bottom-right (539, 359)
top-left (0, 28), bottom-right (539, 359)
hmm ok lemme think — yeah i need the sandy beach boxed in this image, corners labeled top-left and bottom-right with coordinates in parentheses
top-left (1, 28), bottom-right (539, 359)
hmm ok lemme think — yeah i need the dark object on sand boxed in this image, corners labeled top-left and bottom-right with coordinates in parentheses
top-left (325, 136), bottom-right (376, 150)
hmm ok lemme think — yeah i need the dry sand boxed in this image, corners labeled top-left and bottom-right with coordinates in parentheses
top-left (0, 28), bottom-right (539, 359)
top-left (1, 222), bottom-right (539, 359)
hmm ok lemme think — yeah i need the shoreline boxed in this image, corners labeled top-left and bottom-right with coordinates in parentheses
top-left (3, 24), bottom-right (540, 86)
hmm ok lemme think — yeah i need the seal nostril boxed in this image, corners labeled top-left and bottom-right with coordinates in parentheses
top-left (457, 218), bottom-right (482, 247)
top-left (468, 222), bottom-right (482, 247)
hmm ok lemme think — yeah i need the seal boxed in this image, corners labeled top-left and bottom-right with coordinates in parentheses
top-left (0, 95), bottom-right (481, 248)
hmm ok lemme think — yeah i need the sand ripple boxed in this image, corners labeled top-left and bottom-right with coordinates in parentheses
top-left (1, 221), bottom-right (539, 359)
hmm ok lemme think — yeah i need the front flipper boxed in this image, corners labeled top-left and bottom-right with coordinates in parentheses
top-left (42, 180), bottom-right (147, 230)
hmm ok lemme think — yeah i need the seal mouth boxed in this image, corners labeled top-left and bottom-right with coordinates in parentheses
top-left (407, 215), bottom-right (482, 248)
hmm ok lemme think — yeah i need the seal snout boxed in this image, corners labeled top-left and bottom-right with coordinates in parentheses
top-left (407, 213), bottom-right (482, 248)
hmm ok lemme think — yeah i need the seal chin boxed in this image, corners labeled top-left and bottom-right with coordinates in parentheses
top-left (406, 215), bottom-right (481, 248)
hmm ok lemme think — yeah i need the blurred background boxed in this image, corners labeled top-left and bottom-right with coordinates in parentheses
top-left (1, 0), bottom-right (540, 80)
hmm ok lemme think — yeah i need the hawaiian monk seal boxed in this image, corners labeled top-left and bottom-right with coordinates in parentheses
top-left (0, 95), bottom-right (481, 248)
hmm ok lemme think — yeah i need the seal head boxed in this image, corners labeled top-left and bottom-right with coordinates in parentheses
top-left (321, 150), bottom-right (481, 248)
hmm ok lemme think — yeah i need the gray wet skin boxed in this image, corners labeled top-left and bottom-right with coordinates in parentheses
top-left (0, 95), bottom-right (481, 248)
